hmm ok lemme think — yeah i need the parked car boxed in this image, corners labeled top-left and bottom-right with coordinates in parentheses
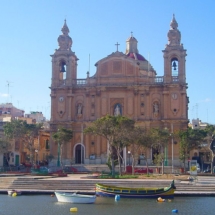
top-left (47, 166), bottom-right (63, 174)
top-left (126, 165), bottom-right (153, 174)
top-left (31, 166), bottom-right (48, 174)
top-left (31, 166), bottom-right (63, 174)
top-left (134, 167), bottom-right (153, 174)
top-left (21, 162), bottom-right (32, 168)
top-left (63, 165), bottom-right (78, 173)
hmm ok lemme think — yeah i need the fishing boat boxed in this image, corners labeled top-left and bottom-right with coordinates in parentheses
top-left (55, 192), bottom-right (96, 203)
top-left (96, 180), bottom-right (176, 199)
top-left (8, 190), bottom-right (22, 196)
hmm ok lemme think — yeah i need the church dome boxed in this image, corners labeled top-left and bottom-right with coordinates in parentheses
top-left (126, 36), bottom-right (138, 42)
top-left (126, 52), bottom-right (146, 61)
top-left (125, 34), bottom-right (146, 61)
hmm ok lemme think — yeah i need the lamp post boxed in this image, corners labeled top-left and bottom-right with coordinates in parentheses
top-left (171, 123), bottom-right (174, 173)
top-left (164, 127), bottom-right (168, 166)
top-left (57, 129), bottom-right (60, 167)
top-left (35, 149), bottom-right (38, 165)
top-left (164, 147), bottom-right (168, 166)
top-left (57, 142), bottom-right (60, 167)
top-left (128, 151), bottom-right (131, 165)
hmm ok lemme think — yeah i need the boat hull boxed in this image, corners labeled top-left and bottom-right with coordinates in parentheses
top-left (55, 192), bottom-right (96, 204)
top-left (96, 180), bottom-right (176, 199)
top-left (8, 190), bottom-right (22, 196)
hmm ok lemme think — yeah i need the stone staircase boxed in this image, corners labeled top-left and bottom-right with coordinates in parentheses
top-left (1, 176), bottom-right (215, 195)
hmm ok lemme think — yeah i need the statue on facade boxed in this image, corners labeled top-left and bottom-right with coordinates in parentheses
top-left (153, 103), bottom-right (158, 113)
top-left (153, 103), bottom-right (159, 116)
top-left (114, 105), bottom-right (121, 116)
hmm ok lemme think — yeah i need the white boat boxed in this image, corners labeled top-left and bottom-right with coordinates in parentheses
top-left (55, 192), bottom-right (96, 204)
top-left (8, 190), bottom-right (22, 196)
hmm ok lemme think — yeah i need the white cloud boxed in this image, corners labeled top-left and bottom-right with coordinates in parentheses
top-left (198, 98), bottom-right (212, 103)
top-left (0, 93), bottom-right (8, 97)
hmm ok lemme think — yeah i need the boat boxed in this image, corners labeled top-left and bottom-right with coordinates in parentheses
top-left (95, 180), bottom-right (176, 199)
top-left (54, 192), bottom-right (96, 203)
top-left (8, 190), bottom-right (22, 196)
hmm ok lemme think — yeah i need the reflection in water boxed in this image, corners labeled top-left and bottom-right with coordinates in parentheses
top-left (0, 195), bottom-right (214, 215)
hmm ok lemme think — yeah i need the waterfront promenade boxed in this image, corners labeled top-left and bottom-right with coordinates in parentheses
top-left (0, 173), bottom-right (215, 196)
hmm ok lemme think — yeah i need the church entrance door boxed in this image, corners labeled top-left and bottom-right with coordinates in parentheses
top-left (75, 144), bottom-right (84, 164)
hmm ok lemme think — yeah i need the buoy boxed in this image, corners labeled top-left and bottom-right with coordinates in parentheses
top-left (70, 207), bottom-right (78, 212)
top-left (115, 195), bottom-right (120, 201)
top-left (157, 197), bottom-right (165, 202)
top-left (172, 209), bottom-right (178, 213)
top-left (168, 199), bottom-right (172, 202)
top-left (51, 194), bottom-right (55, 197)
top-left (12, 192), bottom-right (17, 197)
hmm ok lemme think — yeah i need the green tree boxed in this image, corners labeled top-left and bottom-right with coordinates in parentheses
top-left (205, 125), bottom-right (215, 173)
top-left (112, 117), bottom-right (135, 175)
top-left (129, 127), bottom-right (155, 175)
top-left (84, 115), bottom-right (134, 176)
top-left (151, 128), bottom-right (170, 174)
top-left (3, 120), bottom-right (26, 140)
top-left (0, 138), bottom-right (12, 169)
top-left (178, 127), bottom-right (207, 170)
top-left (52, 127), bottom-right (73, 167)
top-left (4, 120), bottom-right (43, 164)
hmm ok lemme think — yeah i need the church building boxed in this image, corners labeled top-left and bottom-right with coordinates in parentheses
top-left (50, 15), bottom-right (188, 166)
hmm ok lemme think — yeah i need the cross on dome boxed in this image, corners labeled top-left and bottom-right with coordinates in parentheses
top-left (115, 42), bottom-right (120, 52)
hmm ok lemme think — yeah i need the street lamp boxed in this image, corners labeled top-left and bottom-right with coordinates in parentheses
top-left (57, 129), bottom-right (60, 167)
top-left (164, 127), bottom-right (168, 166)
top-left (164, 147), bottom-right (168, 166)
top-left (35, 149), bottom-right (38, 165)
top-left (171, 123), bottom-right (174, 173)
top-left (128, 151), bottom-right (131, 165)
top-left (57, 142), bottom-right (60, 167)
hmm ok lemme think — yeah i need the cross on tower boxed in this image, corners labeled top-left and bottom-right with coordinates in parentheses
top-left (115, 42), bottom-right (120, 52)
top-left (131, 31), bottom-right (133, 37)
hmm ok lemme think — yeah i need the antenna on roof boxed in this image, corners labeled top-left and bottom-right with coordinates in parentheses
top-left (6, 81), bottom-right (13, 103)
top-left (89, 54), bottom-right (90, 73)
top-left (196, 103), bottom-right (198, 118)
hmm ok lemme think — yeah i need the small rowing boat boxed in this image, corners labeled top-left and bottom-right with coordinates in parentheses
top-left (96, 180), bottom-right (176, 199)
top-left (55, 192), bottom-right (96, 203)
top-left (8, 190), bottom-right (22, 196)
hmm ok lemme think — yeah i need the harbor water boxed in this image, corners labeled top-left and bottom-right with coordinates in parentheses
top-left (0, 194), bottom-right (214, 215)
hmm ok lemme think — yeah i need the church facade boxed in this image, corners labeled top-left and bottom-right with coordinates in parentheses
top-left (50, 15), bottom-right (188, 166)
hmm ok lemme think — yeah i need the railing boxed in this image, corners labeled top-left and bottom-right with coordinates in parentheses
top-left (76, 79), bottom-right (87, 85)
top-left (154, 76), bottom-right (163, 83)
top-left (172, 76), bottom-right (179, 82)
top-left (58, 75), bottom-right (181, 88)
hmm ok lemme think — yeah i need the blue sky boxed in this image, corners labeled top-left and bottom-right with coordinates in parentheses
top-left (0, 0), bottom-right (214, 124)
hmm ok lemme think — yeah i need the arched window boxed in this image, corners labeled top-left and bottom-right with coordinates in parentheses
top-left (45, 139), bottom-right (49, 150)
top-left (171, 58), bottom-right (178, 76)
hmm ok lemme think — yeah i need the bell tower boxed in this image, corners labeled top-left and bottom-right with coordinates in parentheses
top-left (51, 20), bottom-right (78, 88)
top-left (163, 15), bottom-right (187, 83)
